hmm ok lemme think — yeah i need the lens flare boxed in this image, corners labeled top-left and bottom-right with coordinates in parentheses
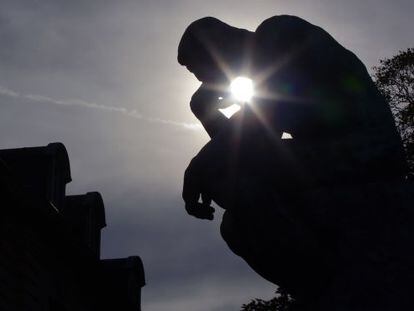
top-left (230, 77), bottom-right (254, 103)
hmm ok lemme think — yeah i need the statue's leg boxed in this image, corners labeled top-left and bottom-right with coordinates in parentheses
top-left (219, 183), bottom-right (335, 302)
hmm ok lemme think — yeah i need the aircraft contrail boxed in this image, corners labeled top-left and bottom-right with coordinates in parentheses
top-left (0, 85), bottom-right (201, 131)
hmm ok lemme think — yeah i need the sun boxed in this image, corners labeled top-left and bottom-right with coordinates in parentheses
top-left (230, 76), bottom-right (254, 103)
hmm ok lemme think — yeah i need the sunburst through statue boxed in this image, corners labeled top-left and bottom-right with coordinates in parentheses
top-left (230, 76), bottom-right (254, 103)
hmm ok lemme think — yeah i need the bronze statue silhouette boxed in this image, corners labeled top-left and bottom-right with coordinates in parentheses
top-left (178, 15), bottom-right (413, 310)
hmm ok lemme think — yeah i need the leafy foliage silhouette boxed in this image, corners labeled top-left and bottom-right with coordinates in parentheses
top-left (241, 288), bottom-right (295, 311)
top-left (373, 48), bottom-right (414, 175)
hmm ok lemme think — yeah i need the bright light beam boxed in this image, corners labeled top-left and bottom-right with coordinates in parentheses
top-left (230, 77), bottom-right (254, 103)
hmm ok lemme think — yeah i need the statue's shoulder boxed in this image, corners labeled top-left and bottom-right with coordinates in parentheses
top-left (256, 15), bottom-right (312, 29)
top-left (255, 15), bottom-right (324, 37)
top-left (254, 15), bottom-right (338, 50)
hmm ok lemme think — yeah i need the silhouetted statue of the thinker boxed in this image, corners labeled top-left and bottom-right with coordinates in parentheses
top-left (178, 15), bottom-right (413, 310)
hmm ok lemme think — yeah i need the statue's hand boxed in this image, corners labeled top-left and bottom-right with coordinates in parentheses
top-left (185, 202), bottom-right (215, 220)
top-left (183, 158), bottom-right (215, 220)
top-left (190, 83), bottom-right (231, 112)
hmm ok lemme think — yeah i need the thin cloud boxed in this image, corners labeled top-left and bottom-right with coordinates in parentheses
top-left (0, 85), bottom-right (201, 131)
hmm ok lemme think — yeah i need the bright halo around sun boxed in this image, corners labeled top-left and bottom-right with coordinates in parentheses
top-left (230, 76), bottom-right (254, 103)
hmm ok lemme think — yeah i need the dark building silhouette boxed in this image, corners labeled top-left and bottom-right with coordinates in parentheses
top-left (0, 143), bottom-right (145, 311)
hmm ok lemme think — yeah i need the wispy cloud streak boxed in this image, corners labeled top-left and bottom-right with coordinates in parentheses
top-left (0, 85), bottom-right (201, 130)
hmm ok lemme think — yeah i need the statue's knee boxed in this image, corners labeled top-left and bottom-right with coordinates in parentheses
top-left (219, 211), bottom-right (233, 245)
top-left (220, 211), bottom-right (246, 257)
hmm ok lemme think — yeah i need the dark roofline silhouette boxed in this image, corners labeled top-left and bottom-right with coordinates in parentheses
top-left (0, 142), bottom-right (145, 311)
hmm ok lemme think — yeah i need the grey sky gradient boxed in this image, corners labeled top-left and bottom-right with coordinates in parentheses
top-left (1, 1), bottom-right (413, 310)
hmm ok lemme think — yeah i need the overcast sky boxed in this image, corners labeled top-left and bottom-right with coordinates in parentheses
top-left (0, 1), bottom-right (413, 310)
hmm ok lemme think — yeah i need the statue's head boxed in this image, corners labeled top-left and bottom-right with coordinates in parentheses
top-left (178, 17), bottom-right (253, 83)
